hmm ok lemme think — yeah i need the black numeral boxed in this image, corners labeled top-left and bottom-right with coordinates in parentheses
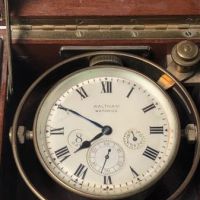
top-left (143, 146), bottom-right (159, 160)
top-left (50, 127), bottom-right (64, 135)
top-left (126, 87), bottom-right (134, 98)
top-left (142, 103), bottom-right (156, 113)
top-left (101, 81), bottom-right (112, 93)
top-left (74, 164), bottom-right (88, 180)
top-left (104, 176), bottom-right (112, 184)
top-left (130, 166), bottom-right (139, 177)
top-left (150, 126), bottom-right (164, 134)
top-left (55, 146), bottom-right (70, 162)
top-left (76, 87), bottom-right (88, 99)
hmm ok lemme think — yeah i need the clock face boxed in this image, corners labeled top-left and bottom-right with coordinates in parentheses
top-left (34, 66), bottom-right (180, 199)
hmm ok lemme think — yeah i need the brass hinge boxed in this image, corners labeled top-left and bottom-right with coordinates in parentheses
top-left (11, 23), bottom-right (200, 40)
top-left (12, 24), bottom-right (200, 30)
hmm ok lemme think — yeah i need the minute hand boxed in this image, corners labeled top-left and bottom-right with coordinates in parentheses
top-left (58, 105), bottom-right (103, 129)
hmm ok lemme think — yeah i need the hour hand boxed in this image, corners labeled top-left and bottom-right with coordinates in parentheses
top-left (74, 126), bottom-right (112, 153)
top-left (58, 104), bottom-right (103, 129)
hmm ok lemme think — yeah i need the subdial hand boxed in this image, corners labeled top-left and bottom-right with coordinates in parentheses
top-left (101, 149), bottom-right (111, 174)
top-left (131, 131), bottom-right (137, 141)
top-left (58, 104), bottom-right (104, 129)
top-left (74, 126), bottom-right (112, 153)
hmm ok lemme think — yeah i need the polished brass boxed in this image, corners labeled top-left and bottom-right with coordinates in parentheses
top-left (184, 124), bottom-right (198, 143)
top-left (89, 55), bottom-right (123, 66)
top-left (176, 41), bottom-right (199, 60)
top-left (11, 24), bottom-right (200, 40)
top-left (171, 40), bottom-right (200, 72)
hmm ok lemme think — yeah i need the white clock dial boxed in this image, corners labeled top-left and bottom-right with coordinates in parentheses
top-left (34, 66), bottom-right (180, 199)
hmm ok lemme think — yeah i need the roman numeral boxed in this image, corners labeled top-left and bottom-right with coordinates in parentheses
top-left (126, 87), bottom-right (134, 98)
top-left (74, 164), bottom-right (88, 180)
top-left (50, 127), bottom-right (64, 135)
top-left (142, 103), bottom-right (156, 113)
top-left (55, 146), bottom-right (70, 162)
top-left (130, 166), bottom-right (139, 177)
top-left (76, 87), bottom-right (88, 99)
top-left (101, 81), bottom-right (112, 93)
top-left (143, 146), bottom-right (159, 161)
top-left (150, 126), bottom-right (164, 134)
top-left (104, 176), bottom-right (112, 184)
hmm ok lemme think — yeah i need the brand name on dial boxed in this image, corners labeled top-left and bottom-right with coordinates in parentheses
top-left (93, 104), bottom-right (120, 113)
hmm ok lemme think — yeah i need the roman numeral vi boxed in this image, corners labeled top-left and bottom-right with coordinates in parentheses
top-left (104, 176), bottom-right (112, 184)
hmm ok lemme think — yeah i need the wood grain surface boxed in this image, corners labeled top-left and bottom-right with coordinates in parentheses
top-left (10, 0), bottom-right (200, 18)
top-left (0, 32), bottom-right (8, 163)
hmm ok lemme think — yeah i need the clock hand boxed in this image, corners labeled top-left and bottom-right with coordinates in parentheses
top-left (58, 104), bottom-right (103, 129)
top-left (74, 126), bottom-right (112, 153)
top-left (131, 131), bottom-right (137, 141)
top-left (101, 149), bottom-right (111, 173)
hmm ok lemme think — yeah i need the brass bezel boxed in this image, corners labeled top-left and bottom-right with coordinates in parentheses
top-left (33, 65), bottom-right (181, 199)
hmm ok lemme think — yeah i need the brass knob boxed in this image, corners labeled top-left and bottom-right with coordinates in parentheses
top-left (171, 40), bottom-right (200, 72)
top-left (89, 55), bottom-right (123, 67)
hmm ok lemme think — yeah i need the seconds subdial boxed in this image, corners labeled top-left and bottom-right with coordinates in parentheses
top-left (87, 140), bottom-right (125, 176)
top-left (123, 129), bottom-right (146, 150)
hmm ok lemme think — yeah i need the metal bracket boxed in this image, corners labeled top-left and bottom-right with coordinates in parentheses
top-left (59, 46), bottom-right (152, 59)
top-left (166, 54), bottom-right (200, 85)
top-left (184, 124), bottom-right (198, 143)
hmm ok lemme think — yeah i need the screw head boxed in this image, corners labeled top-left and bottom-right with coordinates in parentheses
top-left (185, 124), bottom-right (197, 143)
top-left (176, 40), bottom-right (199, 60)
top-left (171, 40), bottom-right (200, 72)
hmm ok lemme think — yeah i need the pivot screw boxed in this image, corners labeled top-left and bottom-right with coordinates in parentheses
top-left (184, 124), bottom-right (197, 143)
top-left (10, 126), bottom-right (33, 144)
top-left (171, 40), bottom-right (200, 72)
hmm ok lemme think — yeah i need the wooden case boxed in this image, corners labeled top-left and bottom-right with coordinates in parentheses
top-left (1, 1), bottom-right (200, 200)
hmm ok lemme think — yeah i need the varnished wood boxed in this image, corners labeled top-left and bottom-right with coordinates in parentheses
top-left (10, 0), bottom-right (200, 18)
top-left (0, 31), bottom-right (8, 163)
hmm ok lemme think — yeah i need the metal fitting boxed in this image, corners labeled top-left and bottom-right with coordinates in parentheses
top-left (89, 55), bottom-right (123, 67)
top-left (15, 126), bottom-right (33, 144)
top-left (185, 124), bottom-right (197, 143)
top-left (171, 40), bottom-right (200, 73)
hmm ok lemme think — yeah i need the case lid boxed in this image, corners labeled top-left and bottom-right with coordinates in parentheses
top-left (9, 0), bottom-right (200, 19)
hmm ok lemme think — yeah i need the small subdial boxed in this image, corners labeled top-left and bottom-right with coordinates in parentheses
top-left (123, 129), bottom-right (145, 150)
top-left (87, 140), bottom-right (125, 176)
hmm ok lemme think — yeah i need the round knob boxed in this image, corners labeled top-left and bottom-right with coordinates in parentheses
top-left (171, 40), bottom-right (200, 72)
top-left (176, 40), bottom-right (199, 60)
top-left (89, 55), bottom-right (123, 67)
